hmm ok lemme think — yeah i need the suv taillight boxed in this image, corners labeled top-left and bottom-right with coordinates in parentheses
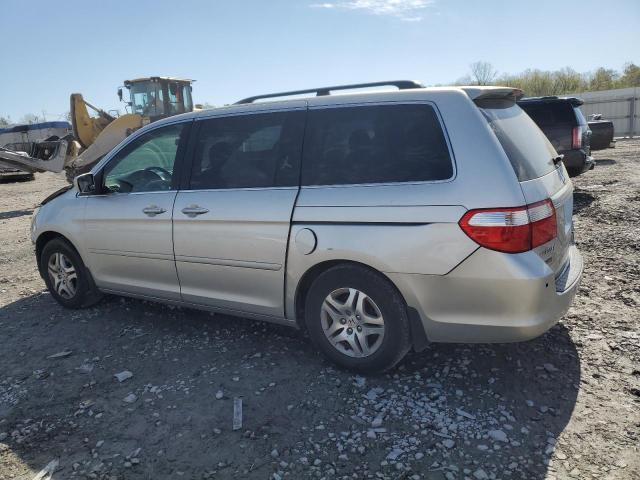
top-left (572, 126), bottom-right (582, 149)
top-left (459, 199), bottom-right (557, 253)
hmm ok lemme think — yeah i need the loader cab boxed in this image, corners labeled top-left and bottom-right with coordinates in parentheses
top-left (123, 77), bottom-right (194, 122)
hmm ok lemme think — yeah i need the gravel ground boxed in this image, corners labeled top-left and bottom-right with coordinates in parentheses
top-left (0, 141), bottom-right (638, 480)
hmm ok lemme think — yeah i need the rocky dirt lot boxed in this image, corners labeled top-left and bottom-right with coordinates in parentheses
top-left (1, 141), bottom-right (638, 480)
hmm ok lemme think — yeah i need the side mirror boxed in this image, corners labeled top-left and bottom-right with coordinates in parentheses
top-left (117, 88), bottom-right (123, 102)
top-left (75, 172), bottom-right (96, 194)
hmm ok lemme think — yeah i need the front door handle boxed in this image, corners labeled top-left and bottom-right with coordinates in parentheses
top-left (142, 205), bottom-right (167, 217)
top-left (181, 205), bottom-right (210, 217)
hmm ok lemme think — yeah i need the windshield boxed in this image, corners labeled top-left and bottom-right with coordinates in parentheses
top-left (477, 99), bottom-right (557, 181)
top-left (129, 81), bottom-right (165, 117)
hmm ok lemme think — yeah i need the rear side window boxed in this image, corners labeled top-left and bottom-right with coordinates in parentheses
top-left (189, 110), bottom-right (305, 190)
top-left (302, 104), bottom-right (453, 186)
top-left (573, 106), bottom-right (587, 126)
top-left (478, 99), bottom-right (556, 181)
top-left (518, 101), bottom-right (576, 126)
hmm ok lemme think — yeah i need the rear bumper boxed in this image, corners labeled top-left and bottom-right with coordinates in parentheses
top-left (561, 149), bottom-right (594, 174)
top-left (388, 245), bottom-right (583, 343)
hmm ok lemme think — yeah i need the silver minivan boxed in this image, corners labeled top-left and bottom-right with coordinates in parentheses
top-left (31, 82), bottom-right (583, 372)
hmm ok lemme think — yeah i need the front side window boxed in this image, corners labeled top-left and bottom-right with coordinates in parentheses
top-left (189, 110), bottom-right (305, 190)
top-left (302, 104), bottom-right (453, 186)
top-left (103, 123), bottom-right (185, 193)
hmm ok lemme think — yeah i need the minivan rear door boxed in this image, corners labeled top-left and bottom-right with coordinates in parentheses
top-left (478, 97), bottom-right (573, 275)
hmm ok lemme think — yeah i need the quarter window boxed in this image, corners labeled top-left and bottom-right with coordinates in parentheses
top-left (103, 123), bottom-right (185, 193)
top-left (302, 104), bottom-right (453, 186)
top-left (189, 110), bottom-right (305, 190)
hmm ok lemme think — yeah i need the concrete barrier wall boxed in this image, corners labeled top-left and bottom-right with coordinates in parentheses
top-left (569, 87), bottom-right (639, 138)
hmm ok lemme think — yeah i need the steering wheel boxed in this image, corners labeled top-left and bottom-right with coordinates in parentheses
top-left (145, 166), bottom-right (172, 182)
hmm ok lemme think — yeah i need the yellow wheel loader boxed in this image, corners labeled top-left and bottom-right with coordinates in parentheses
top-left (0, 77), bottom-right (195, 182)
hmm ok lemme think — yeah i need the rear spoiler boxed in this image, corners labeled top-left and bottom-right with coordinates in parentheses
top-left (461, 86), bottom-right (525, 102)
top-left (518, 95), bottom-right (584, 107)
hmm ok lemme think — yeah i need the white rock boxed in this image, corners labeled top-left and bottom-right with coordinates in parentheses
top-left (365, 387), bottom-right (383, 401)
top-left (456, 408), bottom-right (476, 420)
top-left (543, 363), bottom-right (559, 373)
top-left (488, 429), bottom-right (508, 442)
top-left (123, 393), bottom-right (137, 403)
top-left (371, 413), bottom-right (384, 428)
top-left (114, 371), bottom-right (133, 382)
top-left (442, 439), bottom-right (455, 449)
top-left (386, 449), bottom-right (403, 460)
top-left (473, 468), bottom-right (489, 479)
top-left (215, 390), bottom-right (224, 400)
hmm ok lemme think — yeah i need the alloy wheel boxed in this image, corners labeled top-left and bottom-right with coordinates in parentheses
top-left (47, 252), bottom-right (78, 299)
top-left (320, 287), bottom-right (385, 358)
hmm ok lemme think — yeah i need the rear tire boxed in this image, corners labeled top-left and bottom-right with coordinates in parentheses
top-left (304, 264), bottom-right (411, 373)
top-left (41, 238), bottom-right (102, 309)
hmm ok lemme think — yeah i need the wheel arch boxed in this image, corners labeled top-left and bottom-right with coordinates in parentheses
top-left (35, 231), bottom-right (82, 274)
top-left (293, 259), bottom-right (428, 351)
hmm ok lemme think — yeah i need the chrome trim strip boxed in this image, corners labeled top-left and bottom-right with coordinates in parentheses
top-left (175, 255), bottom-right (282, 271)
top-left (88, 249), bottom-right (174, 261)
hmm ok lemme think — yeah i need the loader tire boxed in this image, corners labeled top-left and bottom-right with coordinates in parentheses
top-left (65, 163), bottom-right (93, 183)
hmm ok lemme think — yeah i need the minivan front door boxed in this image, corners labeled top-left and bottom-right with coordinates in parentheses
top-left (84, 122), bottom-right (189, 300)
top-left (173, 108), bottom-right (305, 317)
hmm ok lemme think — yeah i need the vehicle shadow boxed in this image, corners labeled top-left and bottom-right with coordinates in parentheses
top-left (0, 293), bottom-right (580, 479)
top-left (594, 159), bottom-right (616, 166)
top-left (573, 191), bottom-right (596, 214)
top-left (0, 208), bottom-right (34, 220)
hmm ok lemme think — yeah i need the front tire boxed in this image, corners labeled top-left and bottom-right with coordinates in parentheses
top-left (304, 264), bottom-right (411, 373)
top-left (41, 238), bottom-right (102, 309)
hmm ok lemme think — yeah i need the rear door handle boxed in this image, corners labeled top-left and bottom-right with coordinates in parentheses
top-left (181, 205), bottom-right (209, 217)
top-left (142, 205), bottom-right (167, 216)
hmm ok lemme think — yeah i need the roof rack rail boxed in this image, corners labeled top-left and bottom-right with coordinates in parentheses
top-left (235, 80), bottom-right (424, 104)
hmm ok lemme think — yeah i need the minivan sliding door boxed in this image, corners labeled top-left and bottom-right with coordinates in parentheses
top-left (173, 107), bottom-right (306, 318)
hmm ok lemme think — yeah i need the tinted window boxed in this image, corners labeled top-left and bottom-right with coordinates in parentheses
top-left (478, 100), bottom-right (556, 181)
top-left (104, 123), bottom-right (185, 193)
top-left (518, 101), bottom-right (576, 126)
top-left (189, 110), bottom-right (304, 189)
top-left (573, 106), bottom-right (587, 126)
top-left (302, 104), bottom-right (453, 186)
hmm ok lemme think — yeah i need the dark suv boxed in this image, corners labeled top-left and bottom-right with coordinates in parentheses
top-left (518, 96), bottom-right (594, 176)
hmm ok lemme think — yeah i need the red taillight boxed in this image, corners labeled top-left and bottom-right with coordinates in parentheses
top-left (572, 126), bottom-right (582, 149)
top-left (459, 199), bottom-right (557, 254)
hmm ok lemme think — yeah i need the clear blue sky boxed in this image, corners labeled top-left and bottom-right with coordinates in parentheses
top-left (2, 0), bottom-right (638, 122)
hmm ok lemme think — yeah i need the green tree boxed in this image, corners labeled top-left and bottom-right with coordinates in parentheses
top-left (553, 68), bottom-right (587, 94)
top-left (589, 68), bottom-right (617, 91)
top-left (617, 62), bottom-right (640, 88)
top-left (0, 116), bottom-right (10, 127)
